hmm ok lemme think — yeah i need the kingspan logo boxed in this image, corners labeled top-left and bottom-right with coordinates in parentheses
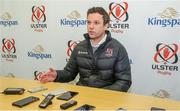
top-left (60, 10), bottom-right (87, 27)
top-left (148, 7), bottom-right (180, 27)
top-left (28, 45), bottom-right (52, 59)
top-left (0, 12), bottom-right (18, 27)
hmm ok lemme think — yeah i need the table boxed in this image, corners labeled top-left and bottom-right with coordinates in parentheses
top-left (0, 77), bottom-right (180, 110)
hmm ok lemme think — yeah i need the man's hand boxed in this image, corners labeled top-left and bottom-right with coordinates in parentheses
top-left (38, 68), bottom-right (57, 83)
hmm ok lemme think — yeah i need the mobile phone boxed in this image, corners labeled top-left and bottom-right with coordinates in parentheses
top-left (42, 88), bottom-right (67, 97)
top-left (28, 86), bottom-right (47, 93)
top-left (74, 104), bottom-right (95, 110)
top-left (12, 96), bottom-right (39, 107)
top-left (57, 91), bottom-right (78, 101)
top-left (3, 88), bottom-right (25, 95)
top-left (117, 107), bottom-right (127, 111)
top-left (151, 107), bottom-right (166, 111)
top-left (60, 100), bottom-right (77, 109)
top-left (39, 94), bottom-right (55, 108)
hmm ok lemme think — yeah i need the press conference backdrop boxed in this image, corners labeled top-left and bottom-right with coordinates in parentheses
top-left (0, 0), bottom-right (179, 101)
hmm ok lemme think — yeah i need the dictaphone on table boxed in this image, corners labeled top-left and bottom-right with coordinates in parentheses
top-left (3, 88), bottom-right (25, 95)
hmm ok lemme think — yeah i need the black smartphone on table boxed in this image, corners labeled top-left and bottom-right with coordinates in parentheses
top-left (151, 107), bottom-right (166, 111)
top-left (74, 104), bottom-right (95, 110)
top-left (117, 108), bottom-right (127, 111)
top-left (57, 91), bottom-right (78, 101)
top-left (12, 96), bottom-right (39, 107)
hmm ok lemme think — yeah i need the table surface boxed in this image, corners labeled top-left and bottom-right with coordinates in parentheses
top-left (0, 76), bottom-right (180, 110)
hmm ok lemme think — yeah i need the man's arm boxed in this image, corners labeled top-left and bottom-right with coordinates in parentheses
top-left (54, 47), bottom-right (79, 82)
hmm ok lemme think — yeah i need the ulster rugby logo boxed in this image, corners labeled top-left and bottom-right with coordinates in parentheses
top-left (152, 43), bottom-right (179, 75)
top-left (108, 2), bottom-right (130, 34)
top-left (31, 5), bottom-right (47, 32)
top-left (1, 38), bottom-right (17, 62)
top-left (154, 43), bottom-right (178, 64)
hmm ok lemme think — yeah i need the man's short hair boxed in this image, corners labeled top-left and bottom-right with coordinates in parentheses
top-left (87, 7), bottom-right (110, 25)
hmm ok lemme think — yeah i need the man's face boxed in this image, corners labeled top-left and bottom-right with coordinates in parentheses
top-left (87, 13), bottom-right (108, 40)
